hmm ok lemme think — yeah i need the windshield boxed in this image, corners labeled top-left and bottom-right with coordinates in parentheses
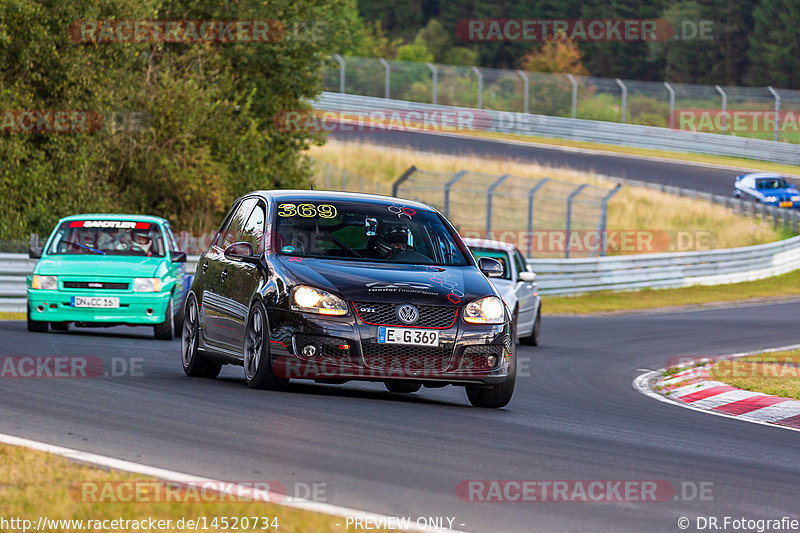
top-left (756, 178), bottom-right (788, 189)
top-left (273, 201), bottom-right (469, 266)
top-left (46, 220), bottom-right (166, 257)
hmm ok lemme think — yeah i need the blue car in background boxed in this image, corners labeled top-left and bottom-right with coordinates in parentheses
top-left (733, 173), bottom-right (800, 208)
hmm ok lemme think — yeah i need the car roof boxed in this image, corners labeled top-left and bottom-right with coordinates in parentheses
top-left (246, 189), bottom-right (437, 211)
top-left (462, 238), bottom-right (517, 252)
top-left (58, 213), bottom-right (168, 224)
top-left (743, 173), bottom-right (784, 180)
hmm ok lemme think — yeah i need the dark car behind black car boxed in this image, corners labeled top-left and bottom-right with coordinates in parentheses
top-left (181, 190), bottom-right (516, 407)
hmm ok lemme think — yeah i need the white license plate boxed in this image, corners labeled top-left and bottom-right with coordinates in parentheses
top-left (378, 327), bottom-right (439, 347)
top-left (71, 296), bottom-right (119, 308)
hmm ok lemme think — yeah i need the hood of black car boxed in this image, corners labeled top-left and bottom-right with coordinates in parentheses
top-left (278, 258), bottom-right (496, 306)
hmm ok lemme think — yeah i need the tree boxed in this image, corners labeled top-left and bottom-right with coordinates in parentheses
top-left (747, 0), bottom-right (800, 88)
top-left (521, 38), bottom-right (589, 75)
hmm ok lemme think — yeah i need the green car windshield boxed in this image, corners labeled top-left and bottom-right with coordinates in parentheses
top-left (46, 220), bottom-right (166, 257)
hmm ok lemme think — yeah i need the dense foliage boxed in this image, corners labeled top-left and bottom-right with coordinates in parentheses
top-left (0, 0), bottom-right (365, 239)
top-left (355, 0), bottom-right (797, 87)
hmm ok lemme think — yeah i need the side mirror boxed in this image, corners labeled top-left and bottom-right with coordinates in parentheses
top-left (224, 242), bottom-right (259, 264)
top-left (29, 247), bottom-right (43, 259)
top-left (518, 271), bottom-right (536, 282)
top-left (170, 250), bottom-right (187, 263)
top-left (477, 256), bottom-right (504, 278)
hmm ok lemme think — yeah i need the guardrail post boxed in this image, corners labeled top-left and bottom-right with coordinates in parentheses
top-left (341, 169), bottom-right (347, 190)
top-left (715, 85), bottom-right (727, 132)
top-left (426, 62), bottom-right (438, 104)
top-left (392, 165), bottom-right (418, 197)
top-left (664, 82), bottom-right (675, 129)
top-left (565, 184), bottom-right (588, 258)
top-left (526, 178), bottom-right (550, 257)
top-left (30, 233), bottom-right (38, 248)
top-left (615, 78), bottom-right (627, 123)
top-left (517, 70), bottom-right (529, 114)
top-left (485, 174), bottom-right (510, 234)
top-left (472, 66), bottom-right (483, 109)
top-left (566, 74), bottom-right (577, 119)
top-left (325, 162), bottom-right (331, 188)
top-left (768, 86), bottom-right (781, 142)
top-left (596, 184), bottom-right (623, 257)
top-left (378, 57), bottom-right (390, 99)
top-left (443, 170), bottom-right (468, 217)
top-left (332, 54), bottom-right (345, 94)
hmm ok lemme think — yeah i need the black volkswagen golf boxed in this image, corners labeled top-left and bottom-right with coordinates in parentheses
top-left (181, 191), bottom-right (516, 408)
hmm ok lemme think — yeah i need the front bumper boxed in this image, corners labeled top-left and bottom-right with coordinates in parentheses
top-left (27, 289), bottom-right (171, 324)
top-left (268, 308), bottom-right (513, 385)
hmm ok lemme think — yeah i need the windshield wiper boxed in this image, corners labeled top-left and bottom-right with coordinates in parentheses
top-left (62, 240), bottom-right (106, 255)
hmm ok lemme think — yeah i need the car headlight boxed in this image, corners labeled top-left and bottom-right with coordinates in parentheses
top-left (291, 285), bottom-right (348, 316)
top-left (463, 296), bottom-right (505, 324)
top-left (133, 278), bottom-right (162, 292)
top-left (32, 275), bottom-right (58, 290)
top-left (764, 196), bottom-right (777, 202)
top-left (791, 195), bottom-right (800, 202)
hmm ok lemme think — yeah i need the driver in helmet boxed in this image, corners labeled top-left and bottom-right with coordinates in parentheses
top-left (378, 225), bottom-right (413, 258)
top-left (131, 230), bottom-right (153, 256)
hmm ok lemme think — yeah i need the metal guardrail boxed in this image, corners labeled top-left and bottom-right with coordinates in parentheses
top-left (313, 92), bottom-right (800, 166)
top-left (0, 255), bottom-right (200, 314)
top-left (528, 235), bottom-right (800, 295)
top-left (3, 232), bottom-right (800, 310)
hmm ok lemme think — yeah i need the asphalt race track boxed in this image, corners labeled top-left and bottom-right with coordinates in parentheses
top-left (2, 301), bottom-right (799, 532)
top-left (329, 129), bottom-right (783, 196)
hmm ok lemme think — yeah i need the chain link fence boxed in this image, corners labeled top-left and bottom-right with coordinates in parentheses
top-left (325, 55), bottom-right (800, 143)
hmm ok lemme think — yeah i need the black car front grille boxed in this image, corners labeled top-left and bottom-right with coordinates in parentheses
top-left (353, 302), bottom-right (458, 328)
top-left (458, 344), bottom-right (505, 372)
top-left (63, 281), bottom-right (129, 290)
top-left (362, 343), bottom-right (453, 373)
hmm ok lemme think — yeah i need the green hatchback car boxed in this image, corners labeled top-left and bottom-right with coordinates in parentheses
top-left (26, 214), bottom-right (189, 339)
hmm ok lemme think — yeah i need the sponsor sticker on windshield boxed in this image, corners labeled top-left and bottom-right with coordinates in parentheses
top-left (69, 220), bottom-right (150, 229)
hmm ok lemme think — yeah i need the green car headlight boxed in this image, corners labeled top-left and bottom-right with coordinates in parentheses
top-left (32, 275), bottom-right (58, 290)
top-left (134, 278), bottom-right (162, 292)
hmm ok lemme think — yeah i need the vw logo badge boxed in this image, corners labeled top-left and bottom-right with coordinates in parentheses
top-left (396, 304), bottom-right (420, 324)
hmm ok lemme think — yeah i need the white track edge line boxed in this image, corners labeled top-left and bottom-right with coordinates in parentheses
top-left (632, 343), bottom-right (800, 434)
top-left (0, 433), bottom-right (469, 533)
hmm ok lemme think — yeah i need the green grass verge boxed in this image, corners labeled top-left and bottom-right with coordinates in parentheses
top-left (0, 443), bottom-right (390, 533)
top-left (710, 350), bottom-right (800, 399)
top-left (0, 312), bottom-right (25, 320)
top-left (461, 130), bottom-right (800, 176)
top-left (545, 269), bottom-right (800, 314)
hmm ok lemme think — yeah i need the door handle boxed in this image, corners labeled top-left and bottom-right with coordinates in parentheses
top-left (221, 269), bottom-right (228, 282)
top-left (202, 261), bottom-right (209, 273)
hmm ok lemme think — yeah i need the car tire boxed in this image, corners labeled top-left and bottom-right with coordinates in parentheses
top-left (181, 295), bottom-right (221, 378)
top-left (50, 322), bottom-right (69, 331)
top-left (519, 305), bottom-right (541, 346)
top-left (465, 349), bottom-right (516, 408)
top-left (243, 300), bottom-right (288, 390)
top-left (27, 307), bottom-right (48, 333)
top-left (154, 296), bottom-right (174, 340)
top-left (385, 381), bottom-right (422, 393)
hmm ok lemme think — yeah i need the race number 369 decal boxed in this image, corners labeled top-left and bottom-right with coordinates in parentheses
top-left (277, 203), bottom-right (337, 219)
